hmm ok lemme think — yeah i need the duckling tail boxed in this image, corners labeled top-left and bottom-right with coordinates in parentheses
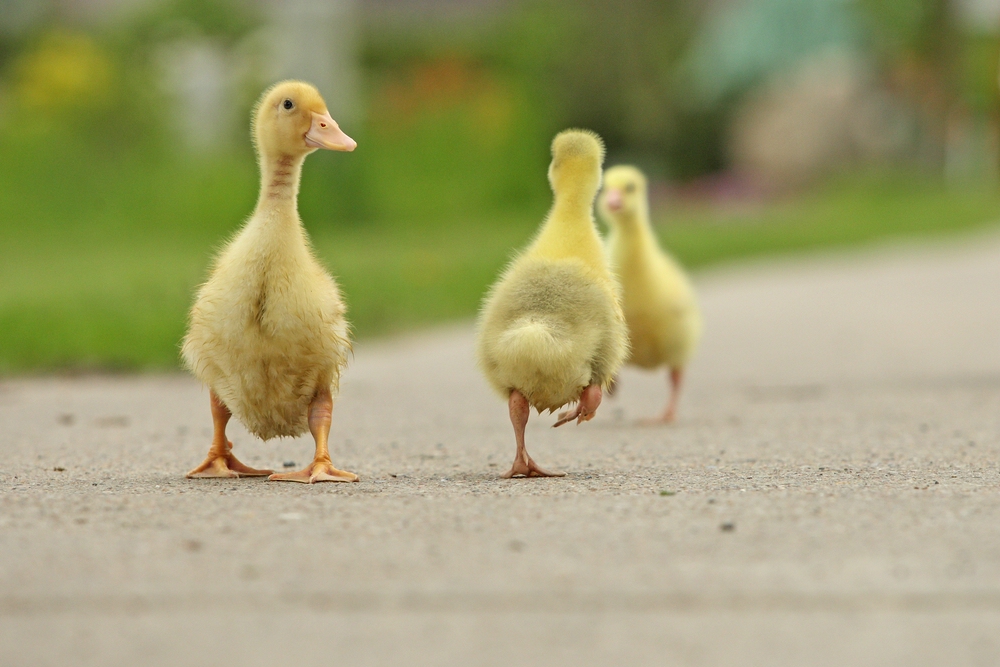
top-left (498, 317), bottom-right (573, 371)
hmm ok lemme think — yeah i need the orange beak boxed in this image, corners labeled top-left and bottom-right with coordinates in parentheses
top-left (604, 188), bottom-right (623, 211)
top-left (305, 111), bottom-right (356, 151)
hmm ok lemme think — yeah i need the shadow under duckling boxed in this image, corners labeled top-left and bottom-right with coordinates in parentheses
top-left (597, 165), bottom-right (702, 424)
top-left (476, 130), bottom-right (629, 478)
top-left (182, 81), bottom-right (359, 483)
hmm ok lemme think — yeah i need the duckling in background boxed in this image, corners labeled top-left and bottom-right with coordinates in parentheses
top-left (477, 130), bottom-right (629, 478)
top-left (597, 166), bottom-right (702, 424)
top-left (182, 81), bottom-right (359, 483)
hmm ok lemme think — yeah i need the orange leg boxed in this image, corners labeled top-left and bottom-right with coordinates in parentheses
top-left (501, 390), bottom-right (565, 479)
top-left (269, 388), bottom-right (358, 484)
top-left (641, 367), bottom-right (684, 425)
top-left (187, 392), bottom-right (273, 479)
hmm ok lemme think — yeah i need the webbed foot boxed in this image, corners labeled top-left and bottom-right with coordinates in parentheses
top-left (268, 459), bottom-right (359, 484)
top-left (187, 441), bottom-right (273, 479)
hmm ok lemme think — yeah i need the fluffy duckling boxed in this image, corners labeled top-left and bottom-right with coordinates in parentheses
top-left (597, 166), bottom-right (702, 423)
top-left (182, 81), bottom-right (359, 483)
top-left (476, 130), bottom-right (629, 478)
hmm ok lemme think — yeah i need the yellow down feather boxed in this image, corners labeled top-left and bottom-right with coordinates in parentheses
top-left (597, 165), bottom-right (701, 371)
top-left (181, 81), bottom-right (351, 440)
top-left (476, 130), bottom-right (629, 412)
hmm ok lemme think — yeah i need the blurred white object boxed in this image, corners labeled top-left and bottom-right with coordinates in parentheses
top-left (157, 38), bottom-right (232, 153)
top-left (728, 49), bottom-right (909, 189)
top-left (154, 0), bottom-right (359, 153)
top-left (262, 0), bottom-right (359, 124)
top-left (956, 0), bottom-right (1000, 32)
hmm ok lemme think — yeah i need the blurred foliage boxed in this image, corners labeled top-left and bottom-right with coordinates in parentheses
top-left (958, 33), bottom-right (1000, 113)
top-left (0, 0), bottom-right (999, 371)
top-left (856, 0), bottom-right (999, 165)
top-left (0, 0), bottom-right (263, 153)
top-left (133, 0), bottom-right (261, 44)
top-left (503, 0), bottom-right (700, 174)
top-left (354, 44), bottom-right (551, 221)
top-left (1, 136), bottom-right (998, 372)
top-left (12, 30), bottom-right (114, 113)
top-left (858, 0), bottom-right (948, 58)
top-left (2, 29), bottom-right (121, 144)
top-left (2, 0), bottom-right (997, 204)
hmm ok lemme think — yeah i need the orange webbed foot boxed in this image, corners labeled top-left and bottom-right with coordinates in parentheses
top-left (501, 455), bottom-right (565, 479)
top-left (186, 442), bottom-right (273, 479)
top-left (553, 384), bottom-right (603, 427)
top-left (268, 459), bottom-right (359, 484)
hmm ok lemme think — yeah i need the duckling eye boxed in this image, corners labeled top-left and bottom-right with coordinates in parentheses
top-left (282, 99), bottom-right (294, 110)
top-left (624, 183), bottom-right (636, 193)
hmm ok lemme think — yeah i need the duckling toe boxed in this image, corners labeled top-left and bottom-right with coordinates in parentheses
top-left (552, 407), bottom-right (579, 427)
top-left (501, 453), bottom-right (566, 479)
top-left (553, 384), bottom-right (603, 427)
top-left (186, 448), bottom-right (273, 479)
top-left (502, 460), bottom-right (566, 479)
top-left (268, 460), bottom-right (358, 484)
top-left (186, 459), bottom-right (240, 479)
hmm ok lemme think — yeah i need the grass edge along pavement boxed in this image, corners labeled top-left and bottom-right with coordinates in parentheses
top-left (1, 167), bottom-right (998, 373)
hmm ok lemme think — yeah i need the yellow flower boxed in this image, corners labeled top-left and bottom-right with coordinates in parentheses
top-left (14, 30), bottom-right (114, 113)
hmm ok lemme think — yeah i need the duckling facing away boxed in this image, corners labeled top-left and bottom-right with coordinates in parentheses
top-left (182, 81), bottom-right (359, 483)
top-left (597, 166), bottom-right (702, 424)
top-left (476, 130), bottom-right (629, 478)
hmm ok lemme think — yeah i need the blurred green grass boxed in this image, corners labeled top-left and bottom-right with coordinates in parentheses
top-left (1, 141), bottom-right (999, 373)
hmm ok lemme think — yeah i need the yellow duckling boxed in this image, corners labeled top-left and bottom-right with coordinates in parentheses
top-left (476, 130), bottom-right (629, 478)
top-left (182, 81), bottom-right (359, 483)
top-left (597, 165), bottom-right (702, 424)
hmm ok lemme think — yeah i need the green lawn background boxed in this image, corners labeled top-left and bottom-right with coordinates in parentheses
top-left (2, 144), bottom-right (998, 373)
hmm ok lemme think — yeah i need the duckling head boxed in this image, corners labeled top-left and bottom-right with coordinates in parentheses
top-left (598, 165), bottom-right (648, 224)
top-left (252, 80), bottom-right (356, 160)
top-left (548, 129), bottom-right (605, 203)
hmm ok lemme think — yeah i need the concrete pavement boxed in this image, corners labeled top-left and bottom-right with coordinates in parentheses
top-left (1, 233), bottom-right (999, 666)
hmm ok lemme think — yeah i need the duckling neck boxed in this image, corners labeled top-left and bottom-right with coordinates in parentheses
top-left (551, 189), bottom-right (595, 219)
top-left (612, 208), bottom-right (655, 242)
top-left (532, 191), bottom-right (604, 263)
top-left (609, 209), bottom-right (660, 266)
top-left (254, 152), bottom-right (306, 214)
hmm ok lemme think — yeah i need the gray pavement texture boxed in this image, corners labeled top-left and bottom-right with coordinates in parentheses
top-left (2, 233), bottom-right (1000, 667)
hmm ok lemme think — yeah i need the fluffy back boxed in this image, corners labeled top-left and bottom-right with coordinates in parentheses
top-left (476, 257), bottom-right (628, 411)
